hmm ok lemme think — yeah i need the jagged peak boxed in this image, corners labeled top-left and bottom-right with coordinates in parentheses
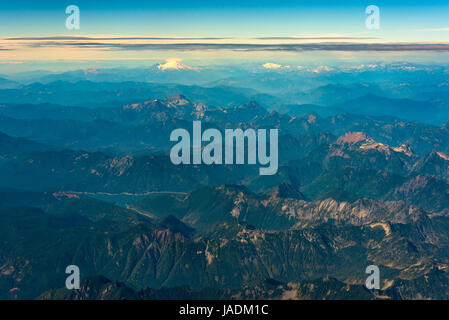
top-left (336, 132), bottom-right (372, 145)
top-left (158, 214), bottom-right (195, 237)
top-left (163, 94), bottom-right (192, 106)
top-left (422, 150), bottom-right (449, 162)
top-left (436, 151), bottom-right (449, 161)
top-left (396, 174), bottom-right (434, 192)
top-left (392, 143), bottom-right (415, 157)
top-left (236, 100), bottom-right (266, 112)
top-left (268, 182), bottom-right (306, 200)
top-left (318, 189), bottom-right (361, 203)
top-left (122, 99), bottom-right (165, 110)
top-left (337, 132), bottom-right (414, 156)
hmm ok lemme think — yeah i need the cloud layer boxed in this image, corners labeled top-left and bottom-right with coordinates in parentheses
top-left (7, 39), bottom-right (449, 52)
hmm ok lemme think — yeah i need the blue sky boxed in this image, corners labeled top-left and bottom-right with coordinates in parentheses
top-left (0, 1), bottom-right (448, 71)
top-left (1, 0), bottom-right (448, 39)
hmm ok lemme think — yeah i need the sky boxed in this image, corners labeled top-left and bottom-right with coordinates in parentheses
top-left (1, 0), bottom-right (449, 71)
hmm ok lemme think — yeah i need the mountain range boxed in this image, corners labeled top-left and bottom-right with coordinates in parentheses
top-left (0, 69), bottom-right (448, 300)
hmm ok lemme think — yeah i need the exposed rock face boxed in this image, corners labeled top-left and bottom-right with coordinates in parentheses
top-left (2, 183), bottom-right (449, 300)
top-left (337, 132), bottom-right (415, 157)
top-left (437, 151), bottom-right (449, 161)
top-left (386, 174), bottom-right (449, 213)
top-left (267, 182), bottom-right (306, 200)
top-left (1, 92), bottom-right (449, 300)
top-left (393, 144), bottom-right (415, 157)
top-left (412, 150), bottom-right (449, 183)
top-left (337, 132), bottom-right (370, 145)
top-left (134, 184), bottom-right (435, 231)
